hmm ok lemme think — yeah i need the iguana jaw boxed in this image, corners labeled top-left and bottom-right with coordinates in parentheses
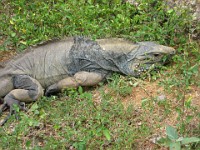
top-left (130, 44), bottom-right (175, 76)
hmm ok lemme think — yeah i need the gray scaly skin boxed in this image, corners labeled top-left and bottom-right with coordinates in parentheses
top-left (0, 37), bottom-right (175, 125)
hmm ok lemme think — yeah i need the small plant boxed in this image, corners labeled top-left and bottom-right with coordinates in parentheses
top-left (107, 73), bottom-right (133, 97)
top-left (158, 125), bottom-right (200, 150)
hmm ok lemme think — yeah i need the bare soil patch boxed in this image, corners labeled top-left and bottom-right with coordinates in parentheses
top-left (0, 39), bottom-right (16, 63)
top-left (0, 50), bottom-right (16, 62)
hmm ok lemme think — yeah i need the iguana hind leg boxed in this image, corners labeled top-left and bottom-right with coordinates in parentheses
top-left (45, 71), bottom-right (104, 96)
top-left (0, 75), bottom-right (44, 126)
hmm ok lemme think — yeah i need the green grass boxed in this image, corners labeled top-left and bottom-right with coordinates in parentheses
top-left (0, 0), bottom-right (199, 149)
top-left (0, 0), bottom-right (193, 51)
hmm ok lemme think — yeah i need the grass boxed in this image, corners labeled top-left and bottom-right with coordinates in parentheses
top-left (0, 0), bottom-right (200, 149)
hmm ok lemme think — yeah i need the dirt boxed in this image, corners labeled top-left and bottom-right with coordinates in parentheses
top-left (93, 78), bottom-right (200, 109)
top-left (0, 38), bottom-right (17, 63)
top-left (0, 50), bottom-right (16, 63)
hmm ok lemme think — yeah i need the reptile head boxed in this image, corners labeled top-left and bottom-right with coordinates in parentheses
top-left (130, 42), bottom-right (175, 76)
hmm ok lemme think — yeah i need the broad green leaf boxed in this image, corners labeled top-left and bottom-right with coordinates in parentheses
top-left (181, 137), bottom-right (200, 145)
top-left (26, 140), bottom-right (31, 147)
top-left (77, 142), bottom-right (86, 150)
top-left (157, 137), bottom-right (171, 147)
top-left (73, 141), bottom-right (86, 150)
top-left (30, 103), bottom-right (39, 111)
top-left (176, 137), bottom-right (183, 142)
top-left (10, 20), bottom-right (14, 25)
top-left (167, 9), bottom-right (174, 14)
top-left (11, 32), bottom-right (16, 37)
top-left (78, 86), bottom-right (83, 94)
top-left (166, 125), bottom-right (179, 140)
top-left (169, 142), bottom-right (181, 150)
top-left (103, 129), bottom-right (111, 141)
top-left (189, 64), bottom-right (199, 74)
top-left (20, 41), bottom-right (27, 45)
top-left (133, 82), bottom-right (139, 87)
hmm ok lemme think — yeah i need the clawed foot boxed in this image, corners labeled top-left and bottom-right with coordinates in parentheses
top-left (45, 84), bottom-right (60, 97)
top-left (0, 102), bottom-right (27, 126)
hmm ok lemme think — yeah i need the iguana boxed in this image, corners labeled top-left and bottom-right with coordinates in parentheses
top-left (0, 37), bottom-right (175, 125)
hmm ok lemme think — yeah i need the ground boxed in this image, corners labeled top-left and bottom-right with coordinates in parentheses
top-left (0, 46), bottom-right (199, 149)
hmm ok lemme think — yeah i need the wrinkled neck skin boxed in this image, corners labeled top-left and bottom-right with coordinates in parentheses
top-left (112, 50), bottom-right (139, 76)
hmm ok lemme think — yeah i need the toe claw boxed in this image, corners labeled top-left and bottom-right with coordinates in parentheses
top-left (19, 102), bottom-right (27, 111)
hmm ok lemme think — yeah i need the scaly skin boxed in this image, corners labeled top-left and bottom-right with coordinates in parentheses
top-left (0, 37), bottom-right (175, 125)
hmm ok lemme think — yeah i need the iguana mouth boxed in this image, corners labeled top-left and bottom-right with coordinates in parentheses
top-left (132, 63), bottom-right (155, 76)
top-left (131, 51), bottom-right (175, 76)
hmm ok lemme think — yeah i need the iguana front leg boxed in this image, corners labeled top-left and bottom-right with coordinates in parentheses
top-left (45, 71), bottom-right (104, 96)
top-left (0, 75), bottom-right (44, 126)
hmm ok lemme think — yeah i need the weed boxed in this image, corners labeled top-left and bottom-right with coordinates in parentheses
top-left (158, 125), bottom-right (200, 150)
top-left (107, 73), bottom-right (133, 97)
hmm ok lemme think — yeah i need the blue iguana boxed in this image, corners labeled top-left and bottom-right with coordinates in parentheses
top-left (0, 37), bottom-right (175, 125)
